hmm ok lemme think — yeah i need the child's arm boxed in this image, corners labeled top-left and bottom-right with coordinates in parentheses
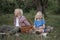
top-left (33, 21), bottom-right (37, 29)
top-left (33, 25), bottom-right (35, 28)
top-left (39, 24), bottom-right (45, 29)
top-left (39, 19), bottom-right (45, 29)
top-left (23, 16), bottom-right (31, 26)
top-left (41, 24), bottom-right (45, 29)
top-left (42, 19), bottom-right (45, 28)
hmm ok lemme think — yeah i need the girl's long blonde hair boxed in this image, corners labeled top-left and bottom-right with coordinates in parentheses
top-left (35, 11), bottom-right (44, 20)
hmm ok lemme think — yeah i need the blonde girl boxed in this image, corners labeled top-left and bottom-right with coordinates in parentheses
top-left (34, 11), bottom-right (46, 33)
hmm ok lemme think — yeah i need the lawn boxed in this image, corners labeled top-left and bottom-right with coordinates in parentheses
top-left (0, 11), bottom-right (60, 40)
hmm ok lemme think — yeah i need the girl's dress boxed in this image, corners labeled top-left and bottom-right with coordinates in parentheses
top-left (34, 19), bottom-right (46, 32)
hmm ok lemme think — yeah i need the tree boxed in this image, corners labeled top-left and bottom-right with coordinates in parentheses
top-left (0, 0), bottom-right (48, 16)
top-left (33, 0), bottom-right (48, 17)
top-left (22, 0), bottom-right (48, 16)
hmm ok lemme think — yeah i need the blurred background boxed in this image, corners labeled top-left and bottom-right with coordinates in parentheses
top-left (0, 0), bottom-right (60, 40)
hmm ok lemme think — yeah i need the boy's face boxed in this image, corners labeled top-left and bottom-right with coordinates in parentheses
top-left (14, 10), bottom-right (21, 17)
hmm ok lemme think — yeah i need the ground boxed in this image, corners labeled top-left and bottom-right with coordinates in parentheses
top-left (0, 11), bottom-right (60, 40)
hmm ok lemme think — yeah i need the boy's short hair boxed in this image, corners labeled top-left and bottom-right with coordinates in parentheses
top-left (14, 8), bottom-right (23, 16)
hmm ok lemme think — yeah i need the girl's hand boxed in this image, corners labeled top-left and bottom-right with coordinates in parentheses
top-left (39, 26), bottom-right (45, 29)
top-left (39, 27), bottom-right (43, 29)
top-left (40, 24), bottom-right (45, 29)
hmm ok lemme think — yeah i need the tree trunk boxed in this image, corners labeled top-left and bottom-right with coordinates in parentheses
top-left (34, 0), bottom-right (48, 17)
top-left (33, 0), bottom-right (42, 11)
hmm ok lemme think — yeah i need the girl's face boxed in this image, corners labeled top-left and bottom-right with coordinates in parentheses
top-left (36, 15), bottom-right (42, 19)
top-left (14, 10), bottom-right (21, 17)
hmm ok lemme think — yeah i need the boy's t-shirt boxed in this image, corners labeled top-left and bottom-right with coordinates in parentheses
top-left (15, 17), bottom-right (19, 27)
top-left (34, 19), bottom-right (45, 28)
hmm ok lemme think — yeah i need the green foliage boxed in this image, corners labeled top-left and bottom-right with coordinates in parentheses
top-left (0, 0), bottom-right (60, 40)
top-left (0, 14), bottom-right (14, 25)
top-left (0, 0), bottom-right (36, 14)
top-left (0, 0), bottom-right (60, 14)
top-left (46, 0), bottom-right (60, 14)
top-left (0, 0), bottom-right (15, 14)
top-left (0, 11), bottom-right (60, 40)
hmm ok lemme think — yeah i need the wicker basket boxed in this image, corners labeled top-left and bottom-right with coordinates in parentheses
top-left (20, 26), bottom-right (34, 33)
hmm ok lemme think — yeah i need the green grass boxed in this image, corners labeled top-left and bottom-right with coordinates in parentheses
top-left (0, 11), bottom-right (60, 40)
